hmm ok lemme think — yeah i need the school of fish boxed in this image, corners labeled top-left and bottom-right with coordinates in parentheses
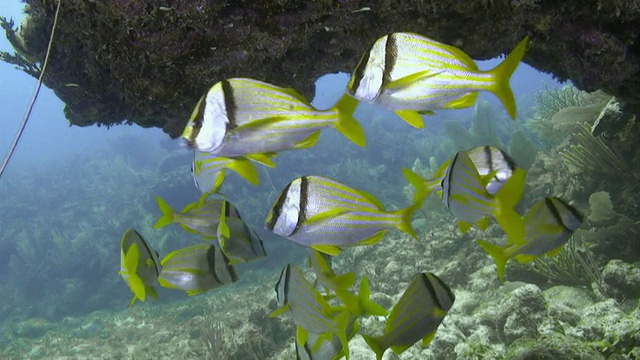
top-left (119, 32), bottom-right (585, 359)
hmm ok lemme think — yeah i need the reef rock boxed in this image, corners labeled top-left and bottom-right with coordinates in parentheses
top-left (2, 0), bottom-right (640, 137)
top-left (602, 259), bottom-right (640, 300)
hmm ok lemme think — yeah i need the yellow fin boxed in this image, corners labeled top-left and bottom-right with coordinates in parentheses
top-left (386, 70), bottom-right (442, 90)
top-left (421, 331), bottom-right (437, 347)
top-left (293, 131), bottom-right (321, 149)
top-left (488, 36), bottom-right (529, 119)
top-left (458, 220), bottom-right (471, 233)
top-left (304, 208), bottom-right (350, 227)
top-left (154, 196), bottom-right (174, 228)
top-left (443, 91), bottom-right (479, 109)
top-left (225, 157), bottom-right (260, 186)
top-left (358, 231), bottom-right (386, 246)
top-left (402, 167), bottom-right (430, 203)
top-left (333, 94), bottom-right (366, 147)
top-left (477, 239), bottom-right (510, 282)
top-left (312, 244), bottom-right (342, 256)
top-left (244, 153), bottom-right (277, 168)
top-left (394, 110), bottom-right (425, 128)
top-left (476, 216), bottom-right (490, 230)
top-left (269, 305), bottom-right (290, 318)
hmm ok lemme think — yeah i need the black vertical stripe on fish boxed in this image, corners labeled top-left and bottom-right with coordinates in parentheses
top-left (350, 40), bottom-right (374, 92)
top-left (425, 273), bottom-right (455, 310)
top-left (294, 177), bottom-right (310, 236)
top-left (497, 148), bottom-right (517, 172)
top-left (219, 249), bottom-right (238, 282)
top-left (266, 183), bottom-right (292, 230)
top-left (189, 95), bottom-right (207, 141)
top-left (483, 146), bottom-right (494, 173)
top-left (206, 245), bottom-right (223, 284)
top-left (221, 79), bottom-right (238, 131)
top-left (132, 229), bottom-right (161, 277)
top-left (551, 197), bottom-right (584, 225)
top-left (444, 152), bottom-right (462, 208)
top-left (421, 273), bottom-right (444, 310)
top-left (382, 33), bottom-right (398, 89)
top-left (224, 200), bottom-right (231, 217)
top-left (278, 264), bottom-right (292, 305)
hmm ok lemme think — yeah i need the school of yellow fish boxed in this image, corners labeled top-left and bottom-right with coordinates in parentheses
top-left (119, 32), bottom-right (584, 359)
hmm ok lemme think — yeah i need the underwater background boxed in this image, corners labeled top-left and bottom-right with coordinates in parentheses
top-left (2, 2), bottom-right (640, 360)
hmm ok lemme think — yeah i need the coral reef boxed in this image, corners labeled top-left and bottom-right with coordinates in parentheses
top-left (2, 0), bottom-right (640, 136)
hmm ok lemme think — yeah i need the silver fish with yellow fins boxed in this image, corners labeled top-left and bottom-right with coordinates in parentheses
top-left (119, 229), bottom-right (161, 307)
top-left (265, 175), bottom-right (424, 256)
top-left (158, 243), bottom-right (238, 295)
top-left (296, 314), bottom-right (359, 360)
top-left (362, 272), bottom-right (455, 360)
top-left (478, 196), bottom-right (584, 281)
top-left (271, 264), bottom-right (353, 358)
top-left (217, 200), bottom-right (267, 264)
top-left (181, 78), bottom-right (366, 158)
top-left (440, 150), bottom-right (526, 236)
top-left (344, 32), bottom-right (529, 126)
top-left (403, 145), bottom-right (519, 200)
top-left (154, 193), bottom-right (240, 238)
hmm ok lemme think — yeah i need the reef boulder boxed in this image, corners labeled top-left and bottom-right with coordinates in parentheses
top-left (2, 0), bottom-right (640, 137)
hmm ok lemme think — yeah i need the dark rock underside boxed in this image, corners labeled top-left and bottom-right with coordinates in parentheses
top-left (3, 0), bottom-right (639, 138)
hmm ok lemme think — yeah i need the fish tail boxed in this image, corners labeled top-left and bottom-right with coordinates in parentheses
top-left (492, 168), bottom-right (527, 242)
top-left (477, 239), bottom-right (509, 281)
top-left (362, 334), bottom-right (386, 360)
top-left (333, 272), bottom-right (357, 290)
top-left (393, 198), bottom-right (424, 240)
top-left (488, 36), bottom-right (529, 119)
top-left (356, 276), bottom-right (389, 317)
top-left (402, 167), bottom-right (430, 203)
top-left (332, 93), bottom-right (366, 147)
top-left (334, 311), bottom-right (353, 360)
top-left (154, 196), bottom-right (174, 228)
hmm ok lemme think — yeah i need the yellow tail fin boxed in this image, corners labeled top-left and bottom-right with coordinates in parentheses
top-left (488, 36), bottom-right (529, 120)
top-left (477, 240), bottom-right (510, 281)
top-left (154, 196), bottom-right (174, 228)
top-left (333, 93), bottom-right (366, 147)
top-left (393, 195), bottom-right (425, 240)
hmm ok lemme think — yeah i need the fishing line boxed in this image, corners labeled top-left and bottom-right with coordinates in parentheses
top-left (0, 0), bottom-right (62, 179)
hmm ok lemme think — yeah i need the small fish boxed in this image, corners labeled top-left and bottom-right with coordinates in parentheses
top-left (217, 200), bottom-right (267, 264)
top-left (271, 264), bottom-right (352, 359)
top-left (296, 314), bottom-right (360, 360)
top-left (119, 229), bottom-right (161, 307)
top-left (265, 175), bottom-right (423, 256)
top-left (362, 272), bottom-right (455, 360)
top-left (192, 152), bottom-right (269, 193)
top-left (441, 150), bottom-right (526, 234)
top-left (154, 193), bottom-right (240, 238)
top-left (403, 145), bottom-right (519, 200)
top-left (181, 78), bottom-right (366, 157)
top-left (344, 32), bottom-right (529, 126)
top-left (158, 244), bottom-right (238, 295)
top-left (478, 196), bottom-right (584, 281)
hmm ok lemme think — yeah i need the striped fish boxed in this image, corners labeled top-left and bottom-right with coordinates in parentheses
top-left (271, 264), bottom-right (352, 358)
top-left (119, 229), bottom-right (161, 307)
top-left (296, 314), bottom-right (359, 360)
top-left (478, 196), bottom-right (584, 281)
top-left (403, 145), bottom-right (519, 201)
top-left (154, 193), bottom-right (240, 238)
top-left (217, 200), bottom-right (267, 264)
top-left (264, 175), bottom-right (422, 256)
top-left (362, 272), bottom-right (455, 360)
top-left (344, 32), bottom-right (529, 126)
top-left (158, 244), bottom-right (238, 295)
top-left (181, 78), bottom-right (365, 157)
top-left (441, 150), bottom-right (526, 233)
